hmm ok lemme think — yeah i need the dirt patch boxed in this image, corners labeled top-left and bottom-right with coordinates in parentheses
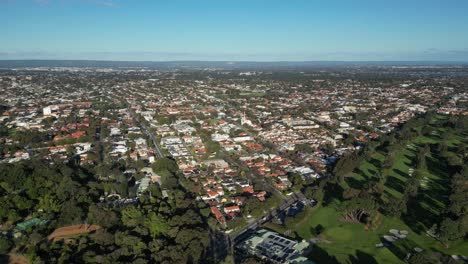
top-left (48, 224), bottom-right (102, 242)
top-left (0, 255), bottom-right (29, 264)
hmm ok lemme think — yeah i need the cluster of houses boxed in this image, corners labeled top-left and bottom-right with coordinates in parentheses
top-left (1, 69), bottom-right (466, 232)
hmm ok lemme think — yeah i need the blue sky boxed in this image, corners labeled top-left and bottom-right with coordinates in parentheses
top-left (1, 0), bottom-right (468, 61)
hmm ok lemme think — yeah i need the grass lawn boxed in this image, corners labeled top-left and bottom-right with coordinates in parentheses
top-left (266, 205), bottom-right (403, 263)
top-left (266, 204), bottom-right (468, 263)
top-left (264, 115), bottom-right (468, 263)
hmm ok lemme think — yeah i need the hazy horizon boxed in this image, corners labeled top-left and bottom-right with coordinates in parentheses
top-left (1, 59), bottom-right (468, 63)
top-left (2, 0), bottom-right (468, 61)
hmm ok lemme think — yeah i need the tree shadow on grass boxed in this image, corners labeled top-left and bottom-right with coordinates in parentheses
top-left (426, 156), bottom-right (448, 179)
top-left (347, 177), bottom-right (365, 189)
top-left (406, 146), bottom-right (419, 155)
top-left (308, 245), bottom-right (340, 264)
top-left (393, 168), bottom-right (410, 180)
top-left (403, 154), bottom-right (416, 165)
top-left (419, 192), bottom-right (446, 215)
top-left (385, 176), bottom-right (405, 195)
top-left (383, 190), bottom-right (393, 198)
top-left (401, 196), bottom-right (437, 234)
top-left (369, 158), bottom-right (382, 169)
top-left (354, 167), bottom-right (365, 175)
top-left (381, 238), bottom-right (408, 261)
top-left (403, 161), bottom-right (413, 167)
top-left (353, 168), bottom-right (373, 182)
top-left (367, 169), bottom-right (377, 178)
top-left (207, 230), bottom-right (230, 262)
top-left (324, 183), bottom-right (345, 204)
top-left (349, 250), bottom-right (378, 264)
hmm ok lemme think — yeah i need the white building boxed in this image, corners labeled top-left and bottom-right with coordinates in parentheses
top-left (211, 133), bottom-right (230, 142)
top-left (43, 106), bottom-right (52, 116)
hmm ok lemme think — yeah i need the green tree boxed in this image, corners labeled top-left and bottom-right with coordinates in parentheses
top-left (384, 198), bottom-right (407, 218)
top-left (121, 205), bottom-right (144, 227)
top-left (37, 194), bottom-right (61, 213)
top-left (58, 199), bottom-right (84, 225)
top-left (152, 157), bottom-right (178, 174)
top-left (0, 236), bottom-right (12, 254)
top-left (145, 212), bottom-right (169, 238)
top-left (87, 205), bottom-right (119, 228)
top-left (289, 173), bottom-right (304, 187)
top-left (114, 231), bottom-right (146, 257)
top-left (340, 196), bottom-right (377, 223)
top-left (439, 218), bottom-right (462, 245)
top-left (382, 151), bottom-right (395, 169)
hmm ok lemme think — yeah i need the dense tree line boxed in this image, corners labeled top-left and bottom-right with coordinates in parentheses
top-left (0, 157), bottom-right (220, 263)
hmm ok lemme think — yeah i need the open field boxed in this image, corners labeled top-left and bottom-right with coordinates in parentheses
top-left (267, 204), bottom-right (468, 263)
top-left (264, 115), bottom-right (468, 263)
top-left (47, 224), bottom-right (102, 242)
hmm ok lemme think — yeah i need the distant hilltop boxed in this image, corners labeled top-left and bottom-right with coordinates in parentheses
top-left (0, 60), bottom-right (467, 70)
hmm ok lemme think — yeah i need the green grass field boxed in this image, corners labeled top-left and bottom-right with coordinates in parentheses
top-left (266, 204), bottom-right (468, 263)
top-left (264, 115), bottom-right (468, 263)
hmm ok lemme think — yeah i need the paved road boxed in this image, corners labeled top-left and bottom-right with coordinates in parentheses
top-left (232, 192), bottom-right (307, 243)
top-left (96, 126), bottom-right (104, 162)
top-left (128, 108), bottom-right (164, 158)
